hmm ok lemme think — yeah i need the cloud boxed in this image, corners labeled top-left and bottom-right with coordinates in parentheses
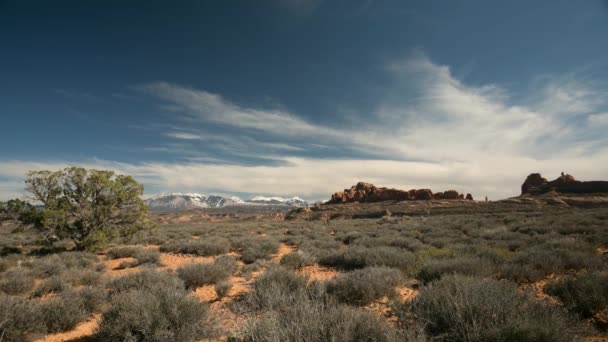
top-left (3, 54), bottom-right (608, 202)
top-left (588, 112), bottom-right (608, 125)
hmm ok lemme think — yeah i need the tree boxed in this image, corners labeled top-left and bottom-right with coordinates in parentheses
top-left (0, 199), bottom-right (35, 222)
top-left (20, 167), bottom-right (151, 250)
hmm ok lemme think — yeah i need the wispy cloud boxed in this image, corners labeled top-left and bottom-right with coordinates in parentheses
top-left (2, 54), bottom-right (607, 201)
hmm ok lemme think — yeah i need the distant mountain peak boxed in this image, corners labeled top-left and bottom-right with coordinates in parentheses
top-left (144, 192), bottom-right (307, 211)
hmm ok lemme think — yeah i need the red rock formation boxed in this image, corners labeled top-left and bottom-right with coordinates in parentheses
top-left (521, 173), bottom-right (608, 195)
top-left (327, 182), bottom-right (468, 204)
top-left (521, 173), bottom-right (548, 195)
top-left (465, 193), bottom-right (474, 200)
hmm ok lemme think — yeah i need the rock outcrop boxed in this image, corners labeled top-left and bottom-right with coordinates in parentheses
top-left (328, 182), bottom-right (471, 204)
top-left (521, 173), bottom-right (608, 195)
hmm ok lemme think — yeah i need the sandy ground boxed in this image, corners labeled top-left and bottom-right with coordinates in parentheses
top-left (34, 314), bottom-right (101, 342)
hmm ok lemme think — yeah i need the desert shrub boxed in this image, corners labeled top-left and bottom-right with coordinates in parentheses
top-left (160, 238), bottom-right (229, 256)
top-left (545, 272), bottom-right (608, 318)
top-left (501, 242), bottom-right (599, 282)
top-left (326, 267), bottom-right (401, 305)
top-left (240, 239), bottom-right (280, 264)
top-left (106, 245), bottom-right (143, 259)
top-left (241, 267), bottom-right (309, 311)
top-left (177, 261), bottom-right (233, 290)
top-left (108, 269), bottom-right (184, 295)
top-left (319, 246), bottom-right (415, 274)
top-left (77, 285), bottom-right (107, 313)
top-left (40, 291), bottom-right (88, 333)
top-left (417, 256), bottom-right (497, 283)
top-left (0, 268), bottom-right (35, 295)
top-left (33, 274), bottom-right (72, 297)
top-left (0, 294), bottom-right (46, 342)
top-left (241, 298), bottom-right (411, 342)
top-left (280, 251), bottom-right (315, 269)
top-left (215, 280), bottom-right (232, 299)
top-left (97, 286), bottom-right (218, 342)
top-left (74, 269), bottom-right (104, 286)
top-left (213, 255), bottom-right (238, 274)
top-left (396, 275), bottom-right (577, 341)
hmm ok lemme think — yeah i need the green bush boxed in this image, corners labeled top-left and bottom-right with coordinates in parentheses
top-left (326, 267), bottom-right (401, 305)
top-left (97, 286), bottom-right (218, 342)
top-left (545, 272), bottom-right (608, 318)
top-left (396, 275), bottom-right (578, 342)
top-left (0, 294), bottom-right (46, 342)
top-left (106, 245), bottom-right (144, 259)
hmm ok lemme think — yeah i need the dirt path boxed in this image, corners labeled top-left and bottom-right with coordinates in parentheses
top-left (34, 314), bottom-right (100, 342)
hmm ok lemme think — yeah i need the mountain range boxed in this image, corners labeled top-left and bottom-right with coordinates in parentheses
top-left (144, 193), bottom-right (308, 211)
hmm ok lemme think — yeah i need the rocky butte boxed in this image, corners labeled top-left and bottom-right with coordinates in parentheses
top-left (328, 182), bottom-right (473, 204)
top-left (521, 173), bottom-right (608, 195)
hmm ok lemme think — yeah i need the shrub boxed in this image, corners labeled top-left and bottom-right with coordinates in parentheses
top-left (319, 246), bottom-right (416, 274)
top-left (0, 294), bottom-right (46, 342)
top-left (97, 286), bottom-right (218, 342)
top-left (77, 285), bottom-right (107, 313)
top-left (417, 256), bottom-right (496, 283)
top-left (40, 291), bottom-right (88, 333)
top-left (160, 239), bottom-right (229, 257)
top-left (0, 268), bottom-right (35, 295)
top-left (215, 280), bottom-right (233, 299)
top-left (397, 275), bottom-right (577, 342)
top-left (241, 299), bottom-right (408, 342)
top-left (176, 261), bottom-right (233, 290)
top-left (280, 251), bottom-right (315, 269)
top-left (108, 269), bottom-right (184, 295)
top-left (241, 239), bottom-right (280, 264)
top-left (326, 267), bottom-right (402, 305)
top-left (241, 267), bottom-right (309, 311)
top-left (33, 274), bottom-right (72, 297)
top-left (106, 245), bottom-right (144, 259)
top-left (545, 272), bottom-right (608, 318)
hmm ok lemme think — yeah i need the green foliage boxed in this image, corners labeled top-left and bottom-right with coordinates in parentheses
top-left (0, 199), bottom-right (36, 223)
top-left (20, 167), bottom-right (151, 251)
top-left (546, 272), bottom-right (608, 318)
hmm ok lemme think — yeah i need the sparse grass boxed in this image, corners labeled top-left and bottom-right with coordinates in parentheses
top-left (546, 272), bottom-right (608, 318)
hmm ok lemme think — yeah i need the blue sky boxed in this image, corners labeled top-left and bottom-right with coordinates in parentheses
top-left (1, 0), bottom-right (608, 200)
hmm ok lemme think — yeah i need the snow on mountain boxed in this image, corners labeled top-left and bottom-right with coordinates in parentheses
top-left (144, 193), bottom-right (308, 211)
top-left (247, 196), bottom-right (308, 207)
top-left (144, 193), bottom-right (245, 211)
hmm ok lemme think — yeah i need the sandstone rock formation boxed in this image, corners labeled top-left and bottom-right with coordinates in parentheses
top-left (328, 182), bottom-right (471, 204)
top-left (521, 173), bottom-right (608, 195)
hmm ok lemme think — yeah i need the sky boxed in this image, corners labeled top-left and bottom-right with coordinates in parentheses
top-left (1, 0), bottom-right (608, 201)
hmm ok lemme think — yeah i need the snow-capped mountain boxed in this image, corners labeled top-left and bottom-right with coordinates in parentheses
top-left (144, 193), bottom-right (245, 211)
top-left (247, 196), bottom-right (308, 207)
top-left (144, 193), bottom-right (308, 211)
